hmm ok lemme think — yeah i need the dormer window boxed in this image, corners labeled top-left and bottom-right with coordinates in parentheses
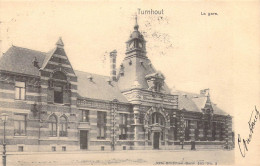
top-left (145, 72), bottom-right (165, 92)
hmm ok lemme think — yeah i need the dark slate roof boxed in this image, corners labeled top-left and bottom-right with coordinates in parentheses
top-left (178, 95), bottom-right (201, 112)
top-left (176, 90), bottom-right (227, 115)
top-left (41, 48), bottom-right (56, 70)
top-left (212, 104), bottom-right (228, 116)
top-left (0, 46), bottom-right (46, 76)
top-left (75, 70), bottom-right (129, 103)
top-left (117, 57), bottom-right (171, 93)
top-left (0, 46), bottom-right (129, 103)
top-left (192, 97), bottom-right (207, 110)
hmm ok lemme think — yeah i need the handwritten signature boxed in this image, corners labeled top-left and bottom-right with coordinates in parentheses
top-left (238, 106), bottom-right (259, 157)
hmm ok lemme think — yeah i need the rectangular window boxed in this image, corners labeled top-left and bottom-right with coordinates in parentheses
top-left (52, 146), bottom-right (56, 152)
top-left (97, 111), bottom-right (106, 139)
top-left (14, 114), bottom-right (27, 136)
top-left (174, 118), bottom-right (178, 141)
top-left (219, 123), bottom-right (224, 141)
top-left (54, 86), bottom-right (63, 103)
top-left (81, 110), bottom-right (89, 122)
top-left (184, 120), bottom-right (190, 141)
top-left (119, 114), bottom-right (127, 140)
top-left (18, 146), bottom-right (24, 152)
top-left (204, 121), bottom-right (209, 141)
top-left (15, 81), bottom-right (25, 100)
top-left (170, 117), bottom-right (175, 127)
top-left (194, 121), bottom-right (199, 141)
top-left (212, 122), bottom-right (217, 141)
top-left (184, 120), bottom-right (190, 128)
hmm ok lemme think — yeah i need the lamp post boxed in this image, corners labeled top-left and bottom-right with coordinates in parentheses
top-left (1, 113), bottom-right (8, 166)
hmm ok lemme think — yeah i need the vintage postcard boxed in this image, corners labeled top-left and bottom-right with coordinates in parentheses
top-left (0, 1), bottom-right (259, 166)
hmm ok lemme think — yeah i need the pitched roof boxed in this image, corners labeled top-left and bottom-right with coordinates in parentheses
top-left (176, 90), bottom-right (227, 115)
top-left (40, 48), bottom-right (56, 70)
top-left (178, 95), bottom-right (201, 112)
top-left (75, 70), bottom-right (129, 103)
top-left (212, 104), bottom-right (227, 115)
top-left (0, 46), bottom-right (46, 76)
top-left (192, 97), bottom-right (208, 110)
top-left (0, 46), bottom-right (129, 103)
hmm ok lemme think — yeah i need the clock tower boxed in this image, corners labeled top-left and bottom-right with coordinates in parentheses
top-left (125, 16), bottom-right (147, 59)
top-left (118, 16), bottom-right (170, 93)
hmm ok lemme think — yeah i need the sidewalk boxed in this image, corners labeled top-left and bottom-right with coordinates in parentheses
top-left (6, 148), bottom-right (232, 156)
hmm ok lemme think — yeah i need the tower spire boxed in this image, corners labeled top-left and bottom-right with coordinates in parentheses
top-left (134, 14), bottom-right (139, 31)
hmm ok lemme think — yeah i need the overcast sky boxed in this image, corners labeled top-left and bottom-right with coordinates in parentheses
top-left (0, 1), bottom-right (259, 119)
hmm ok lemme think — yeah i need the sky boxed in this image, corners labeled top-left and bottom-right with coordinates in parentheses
top-left (0, 1), bottom-right (259, 119)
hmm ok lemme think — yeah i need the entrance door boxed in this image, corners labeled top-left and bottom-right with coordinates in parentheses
top-left (80, 130), bottom-right (88, 150)
top-left (153, 132), bottom-right (160, 149)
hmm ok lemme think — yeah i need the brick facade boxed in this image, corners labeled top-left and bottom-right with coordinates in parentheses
top-left (0, 21), bottom-right (233, 152)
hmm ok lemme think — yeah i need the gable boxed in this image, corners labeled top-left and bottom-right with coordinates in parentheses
top-left (41, 47), bottom-right (76, 77)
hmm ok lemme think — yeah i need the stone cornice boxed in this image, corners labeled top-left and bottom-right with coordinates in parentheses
top-left (0, 70), bottom-right (40, 79)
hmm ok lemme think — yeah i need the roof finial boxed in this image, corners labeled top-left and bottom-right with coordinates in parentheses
top-left (134, 14), bottom-right (139, 31)
top-left (56, 37), bottom-right (64, 48)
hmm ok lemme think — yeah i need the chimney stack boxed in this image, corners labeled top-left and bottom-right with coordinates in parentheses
top-left (200, 88), bottom-right (210, 96)
top-left (110, 50), bottom-right (117, 81)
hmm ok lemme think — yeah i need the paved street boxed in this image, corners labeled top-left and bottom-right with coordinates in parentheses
top-left (3, 149), bottom-right (234, 166)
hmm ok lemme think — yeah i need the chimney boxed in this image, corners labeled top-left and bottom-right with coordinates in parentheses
top-left (88, 75), bottom-right (93, 81)
top-left (32, 57), bottom-right (40, 69)
top-left (110, 50), bottom-right (117, 81)
top-left (200, 88), bottom-right (210, 96)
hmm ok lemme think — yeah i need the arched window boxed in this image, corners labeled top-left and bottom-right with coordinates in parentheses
top-left (60, 116), bottom-right (68, 137)
top-left (151, 112), bottom-right (164, 126)
top-left (49, 115), bottom-right (57, 137)
top-left (53, 71), bottom-right (67, 80)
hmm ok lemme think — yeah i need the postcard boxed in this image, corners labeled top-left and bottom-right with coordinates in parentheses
top-left (0, 1), bottom-right (259, 166)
